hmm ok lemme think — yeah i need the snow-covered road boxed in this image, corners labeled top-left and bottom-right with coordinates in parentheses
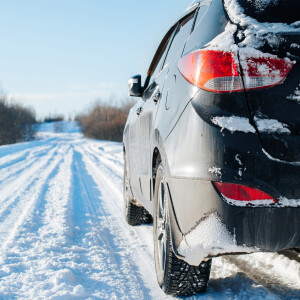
top-left (0, 122), bottom-right (299, 299)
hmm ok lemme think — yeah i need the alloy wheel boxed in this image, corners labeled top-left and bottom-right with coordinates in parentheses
top-left (156, 181), bottom-right (167, 274)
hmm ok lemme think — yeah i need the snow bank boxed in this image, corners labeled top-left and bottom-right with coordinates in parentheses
top-left (178, 213), bottom-right (254, 266)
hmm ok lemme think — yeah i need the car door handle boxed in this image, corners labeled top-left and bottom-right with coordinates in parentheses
top-left (152, 91), bottom-right (161, 103)
top-left (136, 107), bottom-right (143, 115)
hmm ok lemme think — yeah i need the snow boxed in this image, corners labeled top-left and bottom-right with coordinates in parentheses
top-left (178, 213), bottom-right (255, 266)
top-left (235, 154), bottom-right (243, 165)
top-left (278, 197), bottom-right (300, 208)
top-left (254, 117), bottom-right (291, 134)
top-left (208, 166), bottom-right (222, 176)
top-left (222, 196), bottom-right (275, 207)
top-left (205, 23), bottom-right (239, 52)
top-left (224, 0), bottom-right (299, 32)
top-left (211, 116), bottom-right (256, 133)
top-left (287, 84), bottom-right (300, 102)
top-left (245, 0), bottom-right (278, 12)
top-left (223, 0), bottom-right (299, 57)
top-left (0, 121), bottom-right (299, 299)
top-left (262, 148), bottom-right (300, 166)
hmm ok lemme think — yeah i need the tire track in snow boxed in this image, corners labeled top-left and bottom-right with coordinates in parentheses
top-left (0, 145), bottom-right (66, 254)
top-left (0, 145), bottom-right (60, 222)
top-left (70, 148), bottom-right (152, 299)
top-left (0, 144), bottom-right (53, 182)
top-left (85, 142), bottom-right (124, 175)
top-left (83, 144), bottom-right (123, 180)
top-left (0, 144), bottom-right (51, 169)
top-left (76, 144), bottom-right (169, 299)
top-left (223, 254), bottom-right (300, 298)
top-left (0, 145), bottom-right (75, 298)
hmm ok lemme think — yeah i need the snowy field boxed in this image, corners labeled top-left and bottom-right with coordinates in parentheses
top-left (0, 122), bottom-right (299, 299)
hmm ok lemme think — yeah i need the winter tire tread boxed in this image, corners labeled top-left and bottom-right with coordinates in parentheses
top-left (154, 163), bottom-right (211, 297)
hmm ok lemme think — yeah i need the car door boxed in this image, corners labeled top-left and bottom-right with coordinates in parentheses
top-left (135, 26), bottom-right (177, 205)
top-left (137, 11), bottom-right (198, 204)
top-left (138, 65), bottom-right (170, 204)
top-left (126, 99), bottom-right (144, 195)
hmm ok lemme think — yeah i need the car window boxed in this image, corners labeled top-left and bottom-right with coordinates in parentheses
top-left (194, 5), bottom-right (209, 29)
top-left (144, 25), bottom-right (177, 90)
top-left (183, 0), bottom-right (227, 56)
top-left (163, 12), bottom-right (196, 68)
top-left (151, 31), bottom-right (174, 80)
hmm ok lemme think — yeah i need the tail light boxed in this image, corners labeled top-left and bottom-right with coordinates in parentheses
top-left (178, 50), bottom-right (294, 93)
top-left (213, 182), bottom-right (277, 205)
top-left (178, 50), bottom-right (243, 92)
top-left (241, 56), bottom-right (294, 90)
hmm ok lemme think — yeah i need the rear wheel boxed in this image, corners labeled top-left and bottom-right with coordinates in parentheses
top-left (153, 163), bottom-right (211, 296)
top-left (124, 155), bottom-right (152, 226)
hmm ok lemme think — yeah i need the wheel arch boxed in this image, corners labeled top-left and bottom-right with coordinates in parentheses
top-left (152, 147), bottom-right (162, 195)
top-left (151, 130), bottom-right (184, 259)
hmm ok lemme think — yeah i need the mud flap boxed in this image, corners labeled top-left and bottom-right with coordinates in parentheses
top-left (166, 183), bottom-right (185, 259)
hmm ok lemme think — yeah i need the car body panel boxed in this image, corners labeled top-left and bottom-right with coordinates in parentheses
top-left (240, 38), bottom-right (300, 162)
top-left (139, 66), bottom-right (170, 203)
top-left (125, 100), bottom-right (142, 195)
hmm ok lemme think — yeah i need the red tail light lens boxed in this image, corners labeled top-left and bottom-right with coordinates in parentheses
top-left (214, 182), bottom-right (277, 204)
top-left (178, 50), bottom-right (294, 93)
top-left (241, 56), bottom-right (294, 90)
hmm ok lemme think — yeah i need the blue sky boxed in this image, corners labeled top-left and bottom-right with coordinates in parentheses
top-left (0, 0), bottom-right (194, 119)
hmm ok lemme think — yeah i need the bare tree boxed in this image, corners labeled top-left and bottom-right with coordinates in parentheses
top-left (0, 96), bottom-right (36, 145)
top-left (77, 98), bottom-right (135, 142)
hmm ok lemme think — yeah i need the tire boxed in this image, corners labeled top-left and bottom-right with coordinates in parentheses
top-left (153, 163), bottom-right (211, 296)
top-left (124, 155), bottom-right (152, 226)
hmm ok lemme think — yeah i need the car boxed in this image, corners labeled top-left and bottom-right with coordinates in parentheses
top-left (123, 0), bottom-right (300, 296)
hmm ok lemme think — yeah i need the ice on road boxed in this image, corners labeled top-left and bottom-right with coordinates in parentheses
top-left (0, 122), bottom-right (299, 299)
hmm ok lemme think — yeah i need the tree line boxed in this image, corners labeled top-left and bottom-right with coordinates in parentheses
top-left (76, 99), bottom-right (135, 142)
top-left (0, 93), bottom-right (136, 145)
top-left (0, 95), bottom-right (36, 146)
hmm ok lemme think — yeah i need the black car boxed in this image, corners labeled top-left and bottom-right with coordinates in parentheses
top-left (123, 0), bottom-right (300, 296)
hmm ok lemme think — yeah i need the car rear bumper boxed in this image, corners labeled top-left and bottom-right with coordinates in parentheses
top-left (166, 177), bottom-right (300, 264)
top-left (220, 195), bottom-right (300, 251)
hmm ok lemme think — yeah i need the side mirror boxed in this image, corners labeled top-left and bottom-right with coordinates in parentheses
top-left (128, 75), bottom-right (143, 97)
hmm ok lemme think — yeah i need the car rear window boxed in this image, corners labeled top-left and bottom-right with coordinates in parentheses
top-left (236, 0), bottom-right (300, 24)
